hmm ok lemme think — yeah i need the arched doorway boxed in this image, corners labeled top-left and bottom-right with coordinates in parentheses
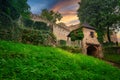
top-left (87, 45), bottom-right (98, 57)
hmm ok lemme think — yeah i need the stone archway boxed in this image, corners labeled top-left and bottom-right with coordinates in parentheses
top-left (87, 45), bottom-right (98, 57)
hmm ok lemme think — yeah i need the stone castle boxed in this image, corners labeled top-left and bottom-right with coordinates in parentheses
top-left (31, 14), bottom-right (118, 58)
top-left (31, 14), bottom-right (70, 41)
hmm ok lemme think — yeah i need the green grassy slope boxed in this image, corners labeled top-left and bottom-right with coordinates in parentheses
top-left (0, 40), bottom-right (120, 80)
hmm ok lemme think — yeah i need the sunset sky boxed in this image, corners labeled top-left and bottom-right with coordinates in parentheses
top-left (27, 0), bottom-right (120, 41)
top-left (27, 0), bottom-right (80, 26)
top-left (117, 32), bottom-right (120, 42)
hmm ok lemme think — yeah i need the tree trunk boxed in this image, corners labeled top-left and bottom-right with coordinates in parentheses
top-left (107, 26), bottom-right (111, 42)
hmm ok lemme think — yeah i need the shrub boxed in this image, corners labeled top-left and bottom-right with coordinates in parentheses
top-left (22, 18), bottom-right (34, 28)
top-left (103, 46), bottom-right (120, 63)
top-left (103, 46), bottom-right (120, 54)
top-left (0, 24), bottom-right (21, 42)
top-left (22, 18), bottom-right (51, 31)
top-left (21, 28), bottom-right (56, 46)
top-left (58, 40), bottom-right (66, 46)
top-left (68, 28), bottom-right (84, 41)
top-left (103, 42), bottom-right (116, 47)
top-left (33, 21), bottom-right (51, 31)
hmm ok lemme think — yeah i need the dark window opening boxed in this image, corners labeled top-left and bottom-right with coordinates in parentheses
top-left (90, 32), bottom-right (94, 38)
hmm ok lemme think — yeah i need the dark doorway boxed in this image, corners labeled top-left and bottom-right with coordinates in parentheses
top-left (87, 45), bottom-right (97, 57)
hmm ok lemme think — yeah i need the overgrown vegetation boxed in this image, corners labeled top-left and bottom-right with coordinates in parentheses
top-left (68, 28), bottom-right (84, 41)
top-left (103, 46), bottom-right (120, 64)
top-left (21, 28), bottom-right (56, 45)
top-left (0, 40), bottom-right (120, 80)
top-left (0, 0), bottom-right (30, 41)
top-left (22, 18), bottom-right (51, 31)
top-left (0, 21), bottom-right (56, 46)
top-left (58, 40), bottom-right (66, 46)
top-left (104, 53), bottom-right (120, 64)
top-left (40, 9), bottom-right (62, 23)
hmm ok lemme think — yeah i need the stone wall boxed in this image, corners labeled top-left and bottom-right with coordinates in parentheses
top-left (104, 47), bottom-right (120, 54)
top-left (82, 28), bottom-right (99, 45)
top-left (31, 14), bottom-right (70, 42)
top-left (53, 25), bottom-right (70, 41)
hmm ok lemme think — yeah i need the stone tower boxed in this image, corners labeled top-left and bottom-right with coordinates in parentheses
top-left (82, 23), bottom-right (103, 58)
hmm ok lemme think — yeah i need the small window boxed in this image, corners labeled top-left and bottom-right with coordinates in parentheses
top-left (90, 32), bottom-right (94, 38)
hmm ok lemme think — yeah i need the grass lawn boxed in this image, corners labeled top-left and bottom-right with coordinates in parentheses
top-left (0, 40), bottom-right (120, 80)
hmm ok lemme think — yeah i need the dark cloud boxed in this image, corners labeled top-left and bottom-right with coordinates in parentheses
top-left (27, 0), bottom-right (62, 14)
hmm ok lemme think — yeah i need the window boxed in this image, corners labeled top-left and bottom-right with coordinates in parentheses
top-left (90, 32), bottom-right (94, 38)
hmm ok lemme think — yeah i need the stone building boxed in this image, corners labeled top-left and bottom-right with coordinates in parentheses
top-left (82, 23), bottom-right (103, 58)
top-left (31, 14), bottom-right (104, 58)
top-left (31, 14), bottom-right (70, 43)
top-left (53, 23), bottom-right (70, 41)
top-left (67, 23), bottom-right (103, 58)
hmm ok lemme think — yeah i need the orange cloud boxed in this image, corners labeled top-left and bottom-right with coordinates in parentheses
top-left (51, 0), bottom-right (80, 12)
top-left (60, 10), bottom-right (77, 16)
top-left (51, 0), bottom-right (80, 26)
top-left (56, 14), bottom-right (79, 26)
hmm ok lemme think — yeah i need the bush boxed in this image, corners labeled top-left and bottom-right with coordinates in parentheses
top-left (103, 42), bottom-right (116, 47)
top-left (58, 40), bottom-right (66, 46)
top-left (103, 47), bottom-right (120, 54)
top-left (0, 28), bottom-right (12, 41)
top-left (68, 28), bottom-right (84, 41)
top-left (103, 46), bottom-right (120, 63)
top-left (21, 28), bottom-right (56, 46)
top-left (22, 18), bottom-right (51, 31)
top-left (33, 21), bottom-right (51, 31)
top-left (22, 18), bottom-right (34, 28)
top-left (0, 24), bottom-right (21, 42)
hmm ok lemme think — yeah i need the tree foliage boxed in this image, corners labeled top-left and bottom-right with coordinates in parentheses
top-left (1, 0), bottom-right (30, 19)
top-left (0, 0), bottom-right (30, 41)
top-left (21, 28), bottom-right (56, 45)
top-left (78, 0), bottom-right (120, 43)
top-left (40, 9), bottom-right (62, 23)
top-left (69, 28), bottom-right (84, 41)
top-left (22, 18), bottom-right (34, 28)
top-left (22, 18), bottom-right (51, 31)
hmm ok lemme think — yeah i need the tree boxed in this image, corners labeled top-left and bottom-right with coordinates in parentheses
top-left (0, 0), bottom-right (30, 27)
top-left (40, 9), bottom-right (62, 23)
top-left (0, 0), bottom-right (30, 41)
top-left (78, 0), bottom-right (120, 43)
top-left (11, 0), bottom-right (30, 18)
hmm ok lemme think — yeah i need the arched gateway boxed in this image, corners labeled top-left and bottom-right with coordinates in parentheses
top-left (67, 23), bottom-right (103, 58)
top-left (87, 45), bottom-right (97, 56)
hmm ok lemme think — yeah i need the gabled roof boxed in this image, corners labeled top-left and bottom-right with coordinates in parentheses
top-left (82, 23), bottom-right (96, 30)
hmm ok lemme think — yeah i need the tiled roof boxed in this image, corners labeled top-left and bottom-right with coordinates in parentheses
top-left (82, 23), bottom-right (96, 30)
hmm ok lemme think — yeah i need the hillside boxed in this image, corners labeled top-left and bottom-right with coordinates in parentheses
top-left (0, 40), bottom-right (120, 80)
